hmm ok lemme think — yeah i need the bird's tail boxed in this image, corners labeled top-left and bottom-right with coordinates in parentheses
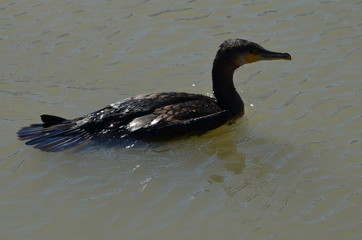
top-left (17, 114), bottom-right (90, 152)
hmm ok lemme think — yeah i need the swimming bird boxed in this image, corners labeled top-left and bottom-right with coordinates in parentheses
top-left (17, 39), bottom-right (291, 152)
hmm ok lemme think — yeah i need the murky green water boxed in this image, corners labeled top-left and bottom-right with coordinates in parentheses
top-left (1, 0), bottom-right (361, 239)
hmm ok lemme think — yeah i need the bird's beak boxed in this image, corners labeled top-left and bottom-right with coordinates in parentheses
top-left (246, 50), bottom-right (292, 63)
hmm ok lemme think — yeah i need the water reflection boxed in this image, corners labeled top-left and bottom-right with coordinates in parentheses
top-left (206, 130), bottom-right (246, 176)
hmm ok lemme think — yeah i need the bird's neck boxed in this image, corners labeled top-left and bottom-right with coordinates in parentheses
top-left (212, 61), bottom-right (244, 118)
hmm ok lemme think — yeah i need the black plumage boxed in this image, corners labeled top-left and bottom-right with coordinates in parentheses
top-left (17, 39), bottom-right (291, 152)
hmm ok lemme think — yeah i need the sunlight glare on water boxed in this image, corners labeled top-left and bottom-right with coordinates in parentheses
top-left (1, 0), bottom-right (362, 239)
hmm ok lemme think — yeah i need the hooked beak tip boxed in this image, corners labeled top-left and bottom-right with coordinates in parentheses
top-left (284, 53), bottom-right (292, 60)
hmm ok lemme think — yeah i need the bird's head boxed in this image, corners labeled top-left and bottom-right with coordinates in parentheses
top-left (215, 39), bottom-right (291, 68)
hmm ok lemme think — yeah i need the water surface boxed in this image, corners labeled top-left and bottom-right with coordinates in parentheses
top-left (1, 0), bottom-right (361, 239)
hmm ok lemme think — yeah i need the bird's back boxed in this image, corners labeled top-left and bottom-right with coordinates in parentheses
top-left (17, 92), bottom-right (229, 151)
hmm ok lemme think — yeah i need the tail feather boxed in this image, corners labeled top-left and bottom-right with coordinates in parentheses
top-left (24, 127), bottom-right (77, 145)
top-left (33, 134), bottom-right (88, 152)
top-left (17, 115), bottom-right (90, 152)
top-left (40, 114), bottom-right (68, 127)
top-left (17, 124), bottom-right (45, 140)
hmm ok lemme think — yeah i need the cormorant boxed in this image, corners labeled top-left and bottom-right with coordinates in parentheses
top-left (17, 39), bottom-right (291, 152)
